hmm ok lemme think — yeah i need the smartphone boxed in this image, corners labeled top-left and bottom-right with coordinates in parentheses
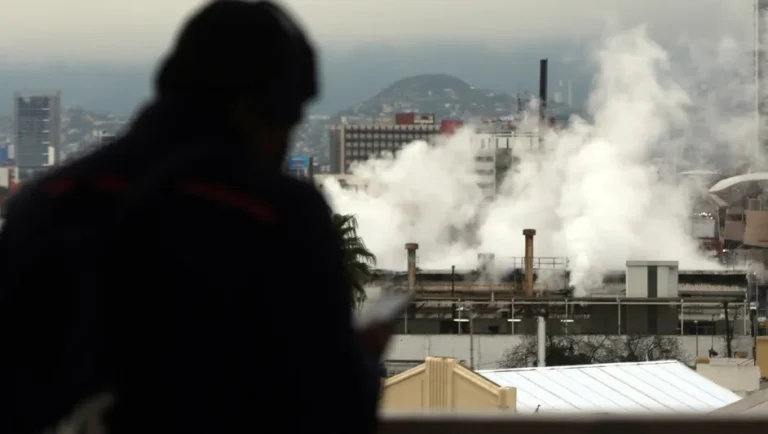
top-left (356, 291), bottom-right (413, 328)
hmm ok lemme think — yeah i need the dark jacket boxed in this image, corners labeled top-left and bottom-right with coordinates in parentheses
top-left (2, 99), bottom-right (381, 434)
top-left (0, 101), bottom-right (190, 434)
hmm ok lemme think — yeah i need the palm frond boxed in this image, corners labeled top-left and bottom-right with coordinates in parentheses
top-left (333, 213), bottom-right (377, 308)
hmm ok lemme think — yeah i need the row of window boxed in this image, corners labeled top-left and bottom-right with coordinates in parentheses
top-left (343, 124), bottom-right (440, 132)
top-left (345, 149), bottom-right (392, 158)
top-left (344, 133), bottom-right (433, 141)
top-left (345, 141), bottom-right (409, 150)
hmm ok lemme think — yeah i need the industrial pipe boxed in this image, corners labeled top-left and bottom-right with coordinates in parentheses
top-left (406, 243), bottom-right (419, 291)
top-left (537, 316), bottom-right (546, 367)
top-left (404, 298), bottom-right (739, 307)
top-left (523, 229), bottom-right (536, 297)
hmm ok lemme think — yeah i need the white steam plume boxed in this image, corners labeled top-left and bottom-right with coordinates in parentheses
top-left (323, 26), bottom-right (751, 295)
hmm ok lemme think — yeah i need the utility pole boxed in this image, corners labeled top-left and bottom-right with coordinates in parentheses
top-left (451, 265), bottom-right (456, 334)
top-left (455, 305), bottom-right (474, 369)
top-left (724, 301), bottom-right (733, 358)
top-left (470, 306), bottom-right (475, 370)
top-left (694, 320), bottom-right (699, 356)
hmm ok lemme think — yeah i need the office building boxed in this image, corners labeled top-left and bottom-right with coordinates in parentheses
top-left (12, 91), bottom-right (61, 182)
top-left (329, 113), bottom-right (442, 174)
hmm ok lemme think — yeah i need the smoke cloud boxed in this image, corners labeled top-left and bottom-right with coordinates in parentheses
top-left (323, 26), bottom-right (756, 295)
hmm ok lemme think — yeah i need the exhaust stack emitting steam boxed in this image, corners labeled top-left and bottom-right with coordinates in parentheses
top-left (323, 27), bottom-right (757, 296)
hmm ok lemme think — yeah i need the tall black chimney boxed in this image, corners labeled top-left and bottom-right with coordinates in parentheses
top-left (539, 58), bottom-right (548, 125)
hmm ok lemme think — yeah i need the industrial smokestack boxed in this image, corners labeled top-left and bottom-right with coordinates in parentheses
top-left (537, 316), bottom-right (546, 367)
top-left (523, 229), bottom-right (536, 297)
top-left (405, 243), bottom-right (419, 290)
top-left (539, 59), bottom-right (548, 126)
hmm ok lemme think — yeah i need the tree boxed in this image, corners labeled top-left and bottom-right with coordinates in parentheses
top-left (332, 213), bottom-right (376, 307)
top-left (499, 335), bottom-right (689, 369)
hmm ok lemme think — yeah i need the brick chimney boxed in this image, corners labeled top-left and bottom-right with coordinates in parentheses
top-left (523, 229), bottom-right (536, 297)
top-left (405, 243), bottom-right (419, 291)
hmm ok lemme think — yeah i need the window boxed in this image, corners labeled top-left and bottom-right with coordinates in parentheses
top-left (681, 320), bottom-right (715, 336)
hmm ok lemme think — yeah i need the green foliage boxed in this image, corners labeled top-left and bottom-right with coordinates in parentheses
top-left (332, 213), bottom-right (376, 307)
top-left (499, 335), bottom-right (688, 368)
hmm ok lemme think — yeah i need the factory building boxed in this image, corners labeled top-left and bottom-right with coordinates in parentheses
top-left (371, 231), bottom-right (752, 339)
top-left (470, 131), bottom-right (539, 200)
top-left (329, 113), bottom-right (541, 201)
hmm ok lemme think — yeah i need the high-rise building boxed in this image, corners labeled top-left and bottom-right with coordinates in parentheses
top-left (12, 91), bottom-right (61, 182)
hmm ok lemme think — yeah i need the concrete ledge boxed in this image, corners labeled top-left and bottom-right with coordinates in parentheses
top-left (378, 414), bottom-right (768, 434)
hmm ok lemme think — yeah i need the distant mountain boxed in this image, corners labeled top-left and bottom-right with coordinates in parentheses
top-left (319, 41), bottom-right (593, 116)
top-left (337, 73), bottom-right (519, 120)
top-left (374, 74), bottom-right (476, 100)
top-left (0, 41), bottom-right (594, 117)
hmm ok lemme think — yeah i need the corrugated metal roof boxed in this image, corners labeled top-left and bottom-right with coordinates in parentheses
top-left (478, 360), bottom-right (740, 414)
top-left (710, 172), bottom-right (768, 193)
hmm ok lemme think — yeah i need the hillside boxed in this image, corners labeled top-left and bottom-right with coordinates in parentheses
top-left (293, 74), bottom-right (527, 165)
top-left (371, 74), bottom-right (475, 103)
top-left (337, 73), bottom-right (519, 121)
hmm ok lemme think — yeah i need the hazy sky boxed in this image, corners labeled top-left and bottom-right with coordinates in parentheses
top-left (0, 0), bottom-right (754, 64)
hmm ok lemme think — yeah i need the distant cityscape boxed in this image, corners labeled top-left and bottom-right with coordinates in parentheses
top-left (0, 72), bottom-right (581, 203)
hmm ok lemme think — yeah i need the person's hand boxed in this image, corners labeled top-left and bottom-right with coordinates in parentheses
top-left (358, 321), bottom-right (394, 361)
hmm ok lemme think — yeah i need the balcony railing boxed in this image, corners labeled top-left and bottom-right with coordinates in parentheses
top-left (377, 414), bottom-right (768, 434)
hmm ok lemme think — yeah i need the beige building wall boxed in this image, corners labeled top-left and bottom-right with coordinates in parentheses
top-left (381, 356), bottom-right (516, 412)
top-left (744, 210), bottom-right (768, 247)
top-left (695, 363), bottom-right (761, 397)
top-left (756, 337), bottom-right (768, 379)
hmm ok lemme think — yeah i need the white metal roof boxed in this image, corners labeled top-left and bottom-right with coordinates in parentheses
top-left (709, 172), bottom-right (768, 194)
top-left (478, 360), bottom-right (740, 414)
top-left (712, 389), bottom-right (768, 414)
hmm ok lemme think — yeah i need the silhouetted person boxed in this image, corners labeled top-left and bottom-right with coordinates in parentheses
top-left (1, 2), bottom-right (386, 433)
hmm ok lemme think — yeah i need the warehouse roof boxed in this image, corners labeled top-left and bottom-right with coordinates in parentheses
top-left (478, 360), bottom-right (739, 414)
top-left (710, 172), bottom-right (768, 194)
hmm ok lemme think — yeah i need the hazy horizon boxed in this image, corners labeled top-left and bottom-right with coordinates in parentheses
top-left (0, 0), bottom-right (757, 116)
top-left (0, 0), bottom-right (753, 63)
